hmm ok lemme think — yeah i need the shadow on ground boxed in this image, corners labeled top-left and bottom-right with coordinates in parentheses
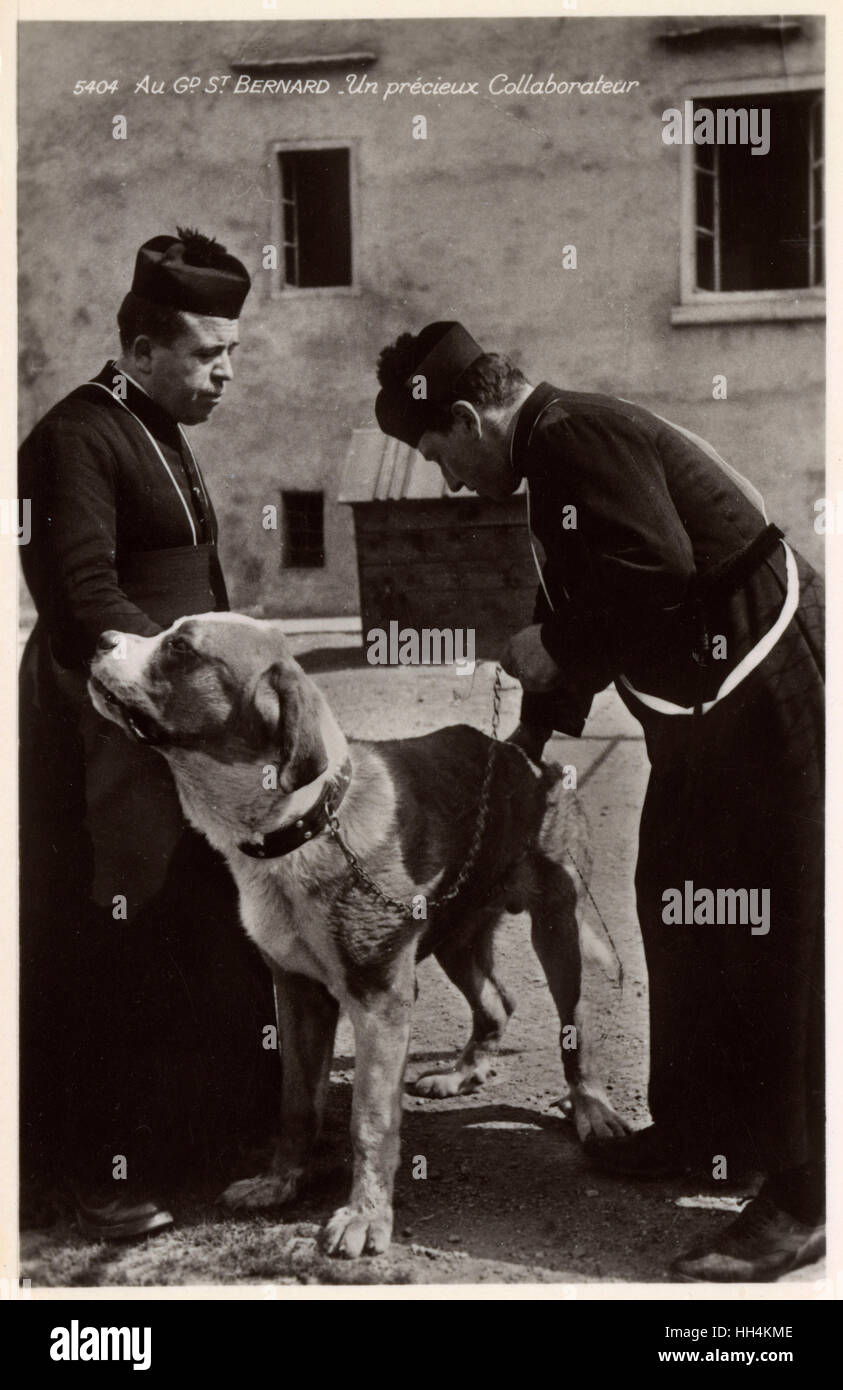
top-left (21, 1078), bottom-right (819, 1289)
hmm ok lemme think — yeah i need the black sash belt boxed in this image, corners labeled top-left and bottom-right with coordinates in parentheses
top-left (117, 544), bottom-right (222, 628)
top-left (692, 522), bottom-right (784, 605)
top-left (685, 521), bottom-right (785, 685)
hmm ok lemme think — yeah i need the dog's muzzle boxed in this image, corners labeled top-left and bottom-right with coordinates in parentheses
top-left (89, 675), bottom-right (170, 746)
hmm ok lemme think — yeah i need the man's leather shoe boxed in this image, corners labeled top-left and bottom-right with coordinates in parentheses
top-left (584, 1124), bottom-right (694, 1178)
top-left (671, 1193), bottom-right (825, 1282)
top-left (73, 1191), bottom-right (174, 1242)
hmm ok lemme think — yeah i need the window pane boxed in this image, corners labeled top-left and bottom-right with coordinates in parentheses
top-left (282, 198), bottom-right (296, 244)
top-left (696, 169), bottom-right (715, 232)
top-left (694, 139), bottom-right (716, 174)
top-left (282, 491), bottom-right (325, 568)
top-left (813, 163), bottom-right (824, 223)
top-left (715, 93), bottom-right (815, 291)
top-left (811, 98), bottom-right (823, 157)
top-left (813, 225), bottom-right (824, 286)
top-left (278, 148), bottom-right (352, 289)
top-left (696, 233), bottom-right (714, 290)
top-left (284, 245), bottom-right (297, 286)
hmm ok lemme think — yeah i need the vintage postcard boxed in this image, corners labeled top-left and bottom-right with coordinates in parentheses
top-left (3, 0), bottom-right (839, 1320)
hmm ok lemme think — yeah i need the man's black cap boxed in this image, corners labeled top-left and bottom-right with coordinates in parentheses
top-left (375, 320), bottom-right (484, 448)
top-left (131, 227), bottom-right (251, 318)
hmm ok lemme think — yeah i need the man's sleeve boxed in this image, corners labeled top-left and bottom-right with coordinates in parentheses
top-left (518, 563), bottom-right (598, 737)
top-left (534, 408), bottom-right (696, 689)
top-left (23, 416), bottom-right (162, 667)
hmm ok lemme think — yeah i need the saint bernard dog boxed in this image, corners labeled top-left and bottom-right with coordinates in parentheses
top-left (89, 613), bottom-right (625, 1258)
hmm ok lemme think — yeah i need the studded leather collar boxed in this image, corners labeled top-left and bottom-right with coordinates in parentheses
top-left (237, 758), bottom-right (352, 860)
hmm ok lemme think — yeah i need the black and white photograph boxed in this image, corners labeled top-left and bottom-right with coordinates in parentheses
top-left (7, 0), bottom-right (836, 1312)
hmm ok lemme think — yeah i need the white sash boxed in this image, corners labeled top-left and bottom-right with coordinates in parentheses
top-left (87, 379), bottom-right (198, 545)
top-left (520, 396), bottom-right (792, 716)
top-left (618, 542), bottom-right (798, 716)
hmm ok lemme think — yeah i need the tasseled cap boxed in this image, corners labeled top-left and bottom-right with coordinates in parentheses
top-left (131, 226), bottom-right (251, 318)
top-left (375, 321), bottom-right (485, 447)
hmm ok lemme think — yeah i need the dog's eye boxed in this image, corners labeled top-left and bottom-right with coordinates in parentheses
top-left (167, 635), bottom-right (195, 657)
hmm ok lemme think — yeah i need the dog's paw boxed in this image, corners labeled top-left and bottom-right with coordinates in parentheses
top-left (219, 1169), bottom-right (302, 1212)
top-left (570, 1086), bottom-right (630, 1143)
top-left (409, 1068), bottom-right (475, 1098)
top-left (409, 1061), bottom-right (492, 1098)
top-left (320, 1205), bottom-right (392, 1258)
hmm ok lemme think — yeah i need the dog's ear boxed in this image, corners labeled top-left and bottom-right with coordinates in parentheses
top-left (251, 660), bottom-right (329, 792)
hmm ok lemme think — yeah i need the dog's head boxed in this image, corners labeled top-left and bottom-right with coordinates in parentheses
top-left (88, 613), bottom-right (334, 794)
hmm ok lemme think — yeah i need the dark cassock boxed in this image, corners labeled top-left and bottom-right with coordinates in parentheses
top-left (19, 240), bottom-right (276, 1215)
top-left (510, 383), bottom-right (824, 1187)
top-left (373, 319), bottom-right (824, 1274)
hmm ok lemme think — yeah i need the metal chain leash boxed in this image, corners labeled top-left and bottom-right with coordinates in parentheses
top-left (325, 664), bottom-right (503, 918)
top-left (563, 846), bottom-right (625, 991)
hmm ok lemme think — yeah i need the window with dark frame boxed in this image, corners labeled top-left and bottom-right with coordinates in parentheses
top-left (693, 90), bottom-right (823, 293)
top-left (278, 147), bottom-right (352, 288)
top-left (282, 491), bottom-right (325, 568)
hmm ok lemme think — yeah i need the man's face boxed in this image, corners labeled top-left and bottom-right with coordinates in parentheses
top-left (143, 313), bottom-right (240, 424)
top-left (418, 411), bottom-right (517, 501)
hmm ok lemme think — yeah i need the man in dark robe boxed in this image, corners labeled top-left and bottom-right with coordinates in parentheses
top-left (19, 229), bottom-right (276, 1239)
top-left (373, 321), bottom-right (824, 1282)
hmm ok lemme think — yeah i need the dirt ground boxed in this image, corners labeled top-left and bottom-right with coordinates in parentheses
top-left (19, 639), bottom-right (826, 1290)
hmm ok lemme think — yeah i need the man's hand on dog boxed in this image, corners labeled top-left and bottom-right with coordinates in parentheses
top-left (501, 624), bottom-right (564, 693)
top-left (505, 722), bottom-right (551, 766)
